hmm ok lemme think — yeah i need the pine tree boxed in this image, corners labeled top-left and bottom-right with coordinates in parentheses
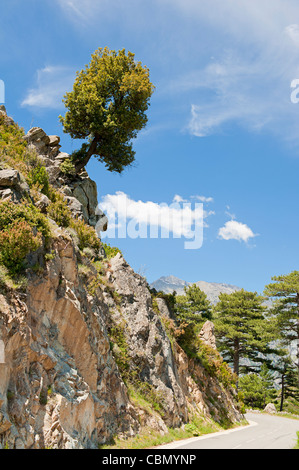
top-left (264, 271), bottom-right (299, 386)
top-left (239, 364), bottom-right (276, 409)
top-left (214, 289), bottom-right (271, 377)
top-left (176, 284), bottom-right (212, 326)
top-left (175, 284), bottom-right (212, 350)
top-left (275, 352), bottom-right (299, 411)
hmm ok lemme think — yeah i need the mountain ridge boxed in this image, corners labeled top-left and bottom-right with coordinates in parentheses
top-left (150, 275), bottom-right (242, 304)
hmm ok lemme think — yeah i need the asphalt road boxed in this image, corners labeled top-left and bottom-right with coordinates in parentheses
top-left (157, 412), bottom-right (299, 449)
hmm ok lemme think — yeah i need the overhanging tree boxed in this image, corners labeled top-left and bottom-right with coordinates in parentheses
top-left (59, 47), bottom-right (155, 174)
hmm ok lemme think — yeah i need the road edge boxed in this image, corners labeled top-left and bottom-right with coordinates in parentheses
top-left (153, 419), bottom-right (258, 449)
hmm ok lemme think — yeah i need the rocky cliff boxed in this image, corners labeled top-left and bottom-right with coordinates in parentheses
top-left (0, 108), bottom-right (243, 449)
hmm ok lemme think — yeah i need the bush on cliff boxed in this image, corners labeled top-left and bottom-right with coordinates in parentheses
top-left (0, 200), bottom-right (50, 274)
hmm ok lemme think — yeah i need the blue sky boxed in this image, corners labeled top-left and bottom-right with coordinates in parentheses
top-left (1, 0), bottom-right (299, 294)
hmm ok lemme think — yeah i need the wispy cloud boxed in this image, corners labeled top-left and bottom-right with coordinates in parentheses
top-left (54, 0), bottom-right (299, 145)
top-left (218, 220), bottom-right (257, 243)
top-left (21, 65), bottom-right (75, 109)
top-left (164, 0), bottom-right (299, 144)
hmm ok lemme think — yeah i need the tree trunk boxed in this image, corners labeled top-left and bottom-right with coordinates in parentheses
top-left (280, 373), bottom-right (285, 412)
top-left (233, 338), bottom-right (240, 375)
top-left (74, 134), bottom-right (100, 173)
top-left (233, 338), bottom-right (240, 389)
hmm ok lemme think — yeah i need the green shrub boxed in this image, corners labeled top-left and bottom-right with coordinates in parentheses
top-left (0, 200), bottom-right (50, 275)
top-left (71, 218), bottom-right (101, 252)
top-left (0, 220), bottom-right (41, 273)
top-left (26, 164), bottom-right (50, 197)
top-left (101, 242), bottom-right (122, 259)
top-left (59, 158), bottom-right (76, 176)
top-left (0, 118), bottom-right (28, 172)
top-left (0, 200), bottom-right (50, 241)
top-left (47, 191), bottom-right (71, 227)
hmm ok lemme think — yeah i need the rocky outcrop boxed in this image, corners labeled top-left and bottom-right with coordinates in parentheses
top-left (23, 126), bottom-right (104, 230)
top-left (0, 239), bottom-right (242, 448)
top-left (0, 231), bottom-right (163, 449)
top-left (109, 255), bottom-right (242, 428)
top-left (0, 106), bottom-right (14, 127)
top-left (199, 320), bottom-right (217, 350)
top-left (0, 110), bottom-right (243, 449)
top-left (0, 169), bottom-right (30, 202)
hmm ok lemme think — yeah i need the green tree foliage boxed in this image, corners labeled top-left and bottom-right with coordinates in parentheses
top-left (264, 271), bottom-right (299, 385)
top-left (274, 351), bottom-right (299, 411)
top-left (60, 47), bottom-right (155, 174)
top-left (26, 163), bottom-right (50, 197)
top-left (175, 284), bottom-right (212, 350)
top-left (238, 364), bottom-right (276, 409)
top-left (213, 289), bottom-right (272, 377)
top-left (176, 284), bottom-right (212, 326)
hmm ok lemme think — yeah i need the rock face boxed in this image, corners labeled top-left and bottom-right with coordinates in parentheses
top-left (0, 112), bottom-right (243, 449)
top-left (109, 255), bottom-right (242, 428)
top-left (0, 169), bottom-right (30, 201)
top-left (23, 126), bottom-right (104, 230)
top-left (199, 321), bottom-right (217, 350)
top-left (0, 243), bottom-right (242, 448)
top-left (0, 234), bottom-right (145, 449)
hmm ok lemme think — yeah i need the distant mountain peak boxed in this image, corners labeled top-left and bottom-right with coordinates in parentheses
top-left (150, 275), bottom-right (241, 304)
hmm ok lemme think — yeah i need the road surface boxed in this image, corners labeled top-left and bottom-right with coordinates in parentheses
top-left (157, 412), bottom-right (299, 449)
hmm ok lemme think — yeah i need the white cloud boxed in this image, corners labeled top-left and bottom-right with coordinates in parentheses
top-left (173, 194), bottom-right (188, 203)
top-left (100, 191), bottom-right (213, 239)
top-left (22, 66), bottom-right (75, 109)
top-left (218, 220), bottom-right (257, 243)
top-left (191, 195), bottom-right (214, 203)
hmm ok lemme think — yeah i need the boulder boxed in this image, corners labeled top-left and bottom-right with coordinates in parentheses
top-left (24, 128), bottom-right (60, 158)
top-left (199, 320), bottom-right (217, 349)
top-left (0, 169), bottom-right (20, 187)
top-left (264, 403), bottom-right (277, 414)
top-left (0, 188), bottom-right (18, 202)
top-left (48, 135), bottom-right (60, 147)
top-left (65, 196), bottom-right (84, 219)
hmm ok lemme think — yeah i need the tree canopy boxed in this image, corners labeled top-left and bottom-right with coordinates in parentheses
top-left (60, 47), bottom-right (155, 174)
top-left (238, 364), bottom-right (276, 409)
top-left (213, 289), bottom-right (271, 376)
top-left (176, 284), bottom-right (212, 327)
top-left (264, 271), bottom-right (299, 385)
